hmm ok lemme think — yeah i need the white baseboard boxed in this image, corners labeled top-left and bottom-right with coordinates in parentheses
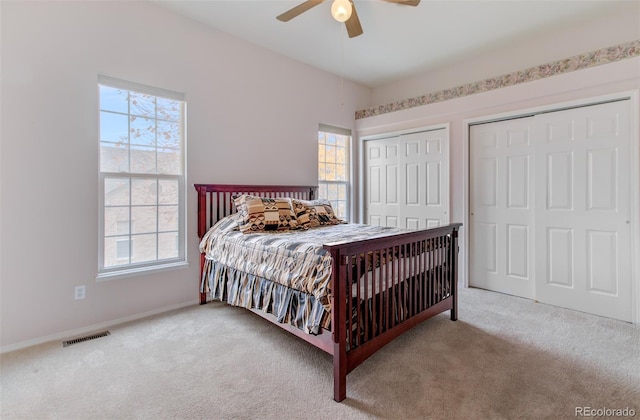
top-left (0, 299), bottom-right (200, 354)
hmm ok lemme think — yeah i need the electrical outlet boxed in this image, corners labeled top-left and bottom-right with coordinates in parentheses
top-left (74, 285), bottom-right (86, 300)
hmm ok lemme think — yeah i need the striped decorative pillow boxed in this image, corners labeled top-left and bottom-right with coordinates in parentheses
top-left (233, 195), bottom-right (298, 233)
top-left (292, 199), bottom-right (346, 229)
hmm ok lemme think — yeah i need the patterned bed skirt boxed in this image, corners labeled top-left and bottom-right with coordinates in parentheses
top-left (201, 258), bottom-right (331, 334)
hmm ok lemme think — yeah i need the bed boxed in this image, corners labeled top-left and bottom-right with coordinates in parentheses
top-left (195, 183), bottom-right (461, 402)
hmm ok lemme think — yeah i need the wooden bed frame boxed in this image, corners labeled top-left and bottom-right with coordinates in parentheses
top-left (195, 183), bottom-right (461, 402)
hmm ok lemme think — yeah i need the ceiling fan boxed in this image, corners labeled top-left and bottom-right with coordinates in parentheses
top-left (276, 0), bottom-right (421, 38)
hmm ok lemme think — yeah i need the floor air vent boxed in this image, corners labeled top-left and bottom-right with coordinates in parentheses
top-left (63, 330), bottom-right (110, 347)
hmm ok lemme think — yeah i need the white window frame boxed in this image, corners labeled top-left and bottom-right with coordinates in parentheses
top-left (318, 124), bottom-right (351, 221)
top-left (97, 75), bottom-right (187, 280)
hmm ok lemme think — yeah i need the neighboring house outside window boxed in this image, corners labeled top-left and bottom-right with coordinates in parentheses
top-left (98, 75), bottom-right (186, 278)
top-left (318, 124), bottom-right (350, 220)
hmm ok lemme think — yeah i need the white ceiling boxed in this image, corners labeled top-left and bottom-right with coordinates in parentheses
top-left (154, 0), bottom-right (630, 88)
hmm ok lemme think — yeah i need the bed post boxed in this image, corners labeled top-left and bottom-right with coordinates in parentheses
top-left (195, 185), bottom-right (207, 239)
top-left (330, 248), bottom-right (347, 402)
top-left (450, 227), bottom-right (459, 321)
top-left (200, 253), bottom-right (207, 305)
top-left (196, 185), bottom-right (208, 304)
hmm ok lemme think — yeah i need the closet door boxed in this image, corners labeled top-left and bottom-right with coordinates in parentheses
top-left (534, 100), bottom-right (632, 321)
top-left (365, 136), bottom-right (401, 227)
top-left (469, 118), bottom-right (536, 299)
top-left (401, 130), bottom-right (449, 229)
top-left (469, 99), bottom-right (633, 321)
top-left (364, 128), bottom-right (450, 229)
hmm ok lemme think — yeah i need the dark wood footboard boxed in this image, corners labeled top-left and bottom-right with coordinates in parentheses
top-left (325, 223), bottom-right (461, 401)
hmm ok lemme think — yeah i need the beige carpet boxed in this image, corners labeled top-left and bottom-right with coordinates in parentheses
top-left (1, 287), bottom-right (639, 420)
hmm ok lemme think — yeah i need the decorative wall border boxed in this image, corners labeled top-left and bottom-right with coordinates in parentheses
top-left (355, 40), bottom-right (640, 120)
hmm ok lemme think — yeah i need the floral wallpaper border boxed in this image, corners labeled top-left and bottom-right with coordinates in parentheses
top-left (355, 40), bottom-right (640, 120)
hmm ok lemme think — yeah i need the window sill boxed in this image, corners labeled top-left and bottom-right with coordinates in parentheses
top-left (96, 261), bottom-right (189, 282)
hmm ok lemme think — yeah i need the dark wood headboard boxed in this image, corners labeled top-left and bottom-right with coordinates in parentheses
top-left (194, 184), bottom-right (317, 238)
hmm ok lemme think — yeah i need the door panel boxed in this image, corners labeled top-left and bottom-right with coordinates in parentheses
top-left (546, 227), bottom-right (573, 287)
top-left (365, 137), bottom-right (400, 226)
top-left (535, 100), bottom-right (631, 321)
top-left (507, 224), bottom-right (529, 278)
top-left (470, 118), bottom-right (535, 299)
top-left (364, 128), bottom-right (449, 230)
top-left (400, 130), bottom-right (449, 229)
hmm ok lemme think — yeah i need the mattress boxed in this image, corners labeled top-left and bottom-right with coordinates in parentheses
top-left (200, 215), bottom-right (412, 304)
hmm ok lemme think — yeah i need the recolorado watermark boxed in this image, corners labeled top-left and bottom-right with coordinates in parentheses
top-left (575, 407), bottom-right (636, 417)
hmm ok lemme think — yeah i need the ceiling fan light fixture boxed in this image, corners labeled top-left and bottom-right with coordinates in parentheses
top-left (331, 0), bottom-right (352, 23)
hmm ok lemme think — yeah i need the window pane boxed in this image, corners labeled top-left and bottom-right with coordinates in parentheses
top-left (326, 163), bottom-right (336, 181)
top-left (100, 112), bottom-right (128, 143)
top-left (318, 143), bottom-right (325, 162)
top-left (131, 234), bottom-right (156, 263)
top-left (326, 145), bottom-right (336, 163)
top-left (100, 86), bottom-right (129, 113)
top-left (130, 146), bottom-right (156, 174)
top-left (338, 184), bottom-right (347, 200)
top-left (158, 232), bottom-right (179, 260)
top-left (105, 178), bottom-right (129, 206)
top-left (104, 236), bottom-right (130, 267)
top-left (130, 116), bottom-right (156, 147)
top-left (157, 149), bottom-right (181, 175)
top-left (130, 92), bottom-right (155, 118)
top-left (329, 164), bottom-right (338, 181)
top-left (336, 164), bottom-right (346, 181)
top-left (318, 163), bottom-right (326, 181)
top-left (116, 220), bottom-right (129, 235)
top-left (335, 202), bottom-right (346, 219)
top-left (159, 179), bottom-right (179, 205)
top-left (105, 206), bottom-right (129, 236)
top-left (157, 121), bottom-right (181, 149)
top-left (131, 179), bottom-right (157, 205)
top-left (336, 135), bottom-right (346, 148)
top-left (100, 143), bottom-right (129, 173)
top-left (318, 183), bottom-right (328, 199)
top-left (328, 183), bottom-right (338, 200)
top-left (159, 205), bottom-right (178, 232)
top-left (336, 146), bottom-right (346, 164)
top-left (326, 134), bottom-right (336, 145)
top-left (132, 206), bottom-right (157, 234)
top-left (157, 98), bottom-right (181, 122)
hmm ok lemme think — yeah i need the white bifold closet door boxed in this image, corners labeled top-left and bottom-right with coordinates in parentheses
top-left (470, 117), bottom-right (535, 299)
top-left (470, 100), bottom-right (633, 322)
top-left (364, 128), bottom-right (449, 229)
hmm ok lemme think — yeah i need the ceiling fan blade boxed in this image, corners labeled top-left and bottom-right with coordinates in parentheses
top-left (276, 0), bottom-right (325, 22)
top-left (345, 1), bottom-right (363, 38)
top-left (382, 0), bottom-right (421, 6)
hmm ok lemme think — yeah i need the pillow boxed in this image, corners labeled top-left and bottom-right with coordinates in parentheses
top-left (233, 195), bottom-right (298, 233)
top-left (291, 199), bottom-right (346, 228)
top-left (199, 213), bottom-right (242, 254)
top-left (211, 213), bottom-right (242, 233)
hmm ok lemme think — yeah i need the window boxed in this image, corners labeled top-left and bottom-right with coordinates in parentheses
top-left (98, 76), bottom-right (186, 278)
top-left (318, 124), bottom-right (350, 220)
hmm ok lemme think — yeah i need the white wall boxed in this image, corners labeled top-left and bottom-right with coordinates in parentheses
top-left (372, 2), bottom-right (640, 106)
top-left (0, 1), bottom-right (371, 351)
